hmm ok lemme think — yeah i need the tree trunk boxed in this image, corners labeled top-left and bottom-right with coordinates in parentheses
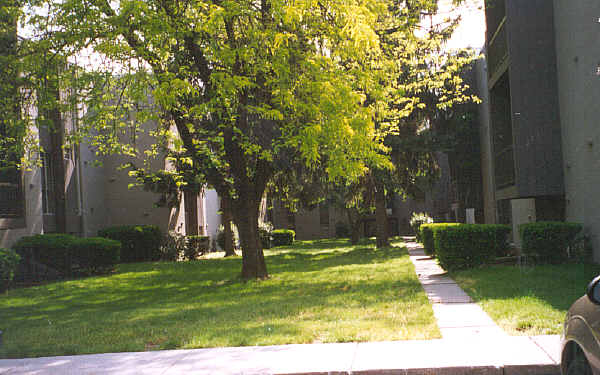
top-left (221, 197), bottom-right (236, 257)
top-left (374, 179), bottom-right (389, 249)
top-left (49, 101), bottom-right (67, 234)
top-left (347, 208), bottom-right (361, 245)
top-left (234, 196), bottom-right (268, 279)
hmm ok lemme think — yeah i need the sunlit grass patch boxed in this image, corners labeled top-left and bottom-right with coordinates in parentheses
top-left (0, 237), bottom-right (438, 358)
top-left (453, 263), bottom-right (600, 335)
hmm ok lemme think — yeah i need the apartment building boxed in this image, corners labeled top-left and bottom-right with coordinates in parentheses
top-left (480, 0), bottom-right (600, 257)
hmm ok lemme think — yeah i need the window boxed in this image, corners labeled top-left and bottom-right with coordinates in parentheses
top-left (0, 165), bottom-right (23, 219)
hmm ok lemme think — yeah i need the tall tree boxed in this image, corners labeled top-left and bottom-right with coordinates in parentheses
top-left (20, 0), bottom-right (389, 278)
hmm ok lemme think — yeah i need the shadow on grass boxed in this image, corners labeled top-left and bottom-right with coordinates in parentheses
top-left (271, 237), bottom-right (375, 251)
top-left (0, 238), bottom-right (425, 358)
top-left (452, 262), bottom-right (600, 314)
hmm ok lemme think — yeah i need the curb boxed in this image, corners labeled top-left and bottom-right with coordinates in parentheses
top-left (280, 364), bottom-right (560, 375)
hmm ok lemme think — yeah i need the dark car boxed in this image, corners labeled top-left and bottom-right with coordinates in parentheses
top-left (562, 275), bottom-right (600, 374)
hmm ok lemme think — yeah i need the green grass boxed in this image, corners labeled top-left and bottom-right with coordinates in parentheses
top-left (452, 263), bottom-right (600, 336)
top-left (0, 238), bottom-right (439, 358)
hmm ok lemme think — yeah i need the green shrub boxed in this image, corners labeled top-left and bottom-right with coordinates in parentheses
top-left (70, 237), bottom-right (121, 274)
top-left (259, 221), bottom-right (273, 249)
top-left (520, 221), bottom-right (583, 264)
top-left (335, 221), bottom-right (350, 238)
top-left (160, 231), bottom-right (186, 261)
top-left (272, 229), bottom-right (295, 247)
top-left (13, 233), bottom-right (78, 277)
top-left (216, 223), bottom-right (239, 250)
top-left (410, 212), bottom-right (433, 242)
top-left (420, 223), bottom-right (461, 256)
top-left (98, 225), bottom-right (162, 263)
top-left (185, 235), bottom-right (210, 260)
top-left (434, 224), bottom-right (512, 271)
top-left (0, 248), bottom-right (20, 292)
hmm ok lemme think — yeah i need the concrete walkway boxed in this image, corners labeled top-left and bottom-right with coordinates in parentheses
top-left (0, 241), bottom-right (563, 375)
top-left (0, 337), bottom-right (562, 374)
top-left (406, 241), bottom-right (508, 339)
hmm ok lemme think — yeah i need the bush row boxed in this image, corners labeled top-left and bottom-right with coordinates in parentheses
top-left (272, 229), bottom-right (295, 247)
top-left (159, 232), bottom-right (212, 261)
top-left (98, 225), bottom-right (162, 263)
top-left (1, 248), bottom-right (20, 292)
top-left (12, 234), bottom-right (121, 281)
top-left (185, 235), bottom-right (210, 260)
top-left (520, 221), bottom-right (583, 264)
top-left (409, 212), bottom-right (433, 242)
top-left (420, 223), bottom-right (461, 256)
top-left (419, 221), bottom-right (584, 270)
top-left (433, 224), bottom-right (511, 271)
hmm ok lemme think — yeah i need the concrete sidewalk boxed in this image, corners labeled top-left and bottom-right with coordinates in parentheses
top-left (406, 242), bottom-right (508, 339)
top-left (0, 336), bottom-right (561, 375)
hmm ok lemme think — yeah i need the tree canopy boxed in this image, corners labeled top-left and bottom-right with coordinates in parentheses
top-left (6, 0), bottom-right (478, 278)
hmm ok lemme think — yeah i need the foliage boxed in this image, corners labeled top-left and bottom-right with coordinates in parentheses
top-left (520, 222), bottom-right (583, 264)
top-left (12, 234), bottom-right (78, 278)
top-left (272, 229), bottom-right (295, 247)
top-left (335, 221), bottom-right (350, 238)
top-left (258, 221), bottom-right (274, 250)
top-left (185, 235), bottom-right (210, 261)
top-left (434, 224), bottom-right (511, 271)
top-left (98, 225), bottom-right (162, 263)
top-left (12, 234), bottom-right (120, 281)
top-left (0, 238), bottom-right (438, 358)
top-left (216, 223), bottom-right (239, 251)
top-left (0, 248), bottom-right (20, 292)
top-left (419, 223), bottom-right (461, 256)
top-left (11, 0), bottom-right (481, 278)
top-left (409, 212), bottom-right (433, 242)
top-left (69, 237), bottom-right (121, 274)
top-left (159, 231), bottom-right (187, 262)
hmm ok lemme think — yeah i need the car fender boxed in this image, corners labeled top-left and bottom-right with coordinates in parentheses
top-left (563, 315), bottom-right (600, 373)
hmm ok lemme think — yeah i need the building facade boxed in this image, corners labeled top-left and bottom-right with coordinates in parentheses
top-left (0, 109), bottom-right (222, 249)
top-left (480, 0), bottom-right (600, 257)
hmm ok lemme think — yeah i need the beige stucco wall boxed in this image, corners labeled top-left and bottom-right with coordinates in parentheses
top-left (553, 1), bottom-right (600, 261)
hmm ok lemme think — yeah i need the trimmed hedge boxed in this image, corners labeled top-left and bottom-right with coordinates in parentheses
top-left (272, 229), bottom-right (295, 247)
top-left (259, 229), bottom-right (271, 250)
top-left (420, 223), bottom-right (461, 256)
top-left (434, 224), bottom-right (511, 271)
top-left (0, 248), bottom-right (20, 292)
top-left (13, 234), bottom-right (77, 277)
top-left (98, 225), bottom-right (162, 263)
top-left (410, 212), bottom-right (433, 242)
top-left (13, 234), bottom-right (121, 281)
top-left (70, 237), bottom-right (121, 273)
top-left (185, 235), bottom-right (210, 260)
top-left (335, 222), bottom-right (350, 238)
top-left (520, 221), bottom-right (583, 264)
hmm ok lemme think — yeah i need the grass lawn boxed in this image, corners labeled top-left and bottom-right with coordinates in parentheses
top-left (0, 238), bottom-right (439, 359)
top-left (452, 262), bottom-right (600, 336)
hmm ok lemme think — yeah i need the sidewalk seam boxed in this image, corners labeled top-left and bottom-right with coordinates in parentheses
top-left (528, 337), bottom-right (560, 365)
top-left (159, 350), bottom-right (194, 375)
top-left (348, 342), bottom-right (359, 375)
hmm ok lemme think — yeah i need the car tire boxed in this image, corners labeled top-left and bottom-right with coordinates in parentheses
top-left (567, 353), bottom-right (593, 375)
